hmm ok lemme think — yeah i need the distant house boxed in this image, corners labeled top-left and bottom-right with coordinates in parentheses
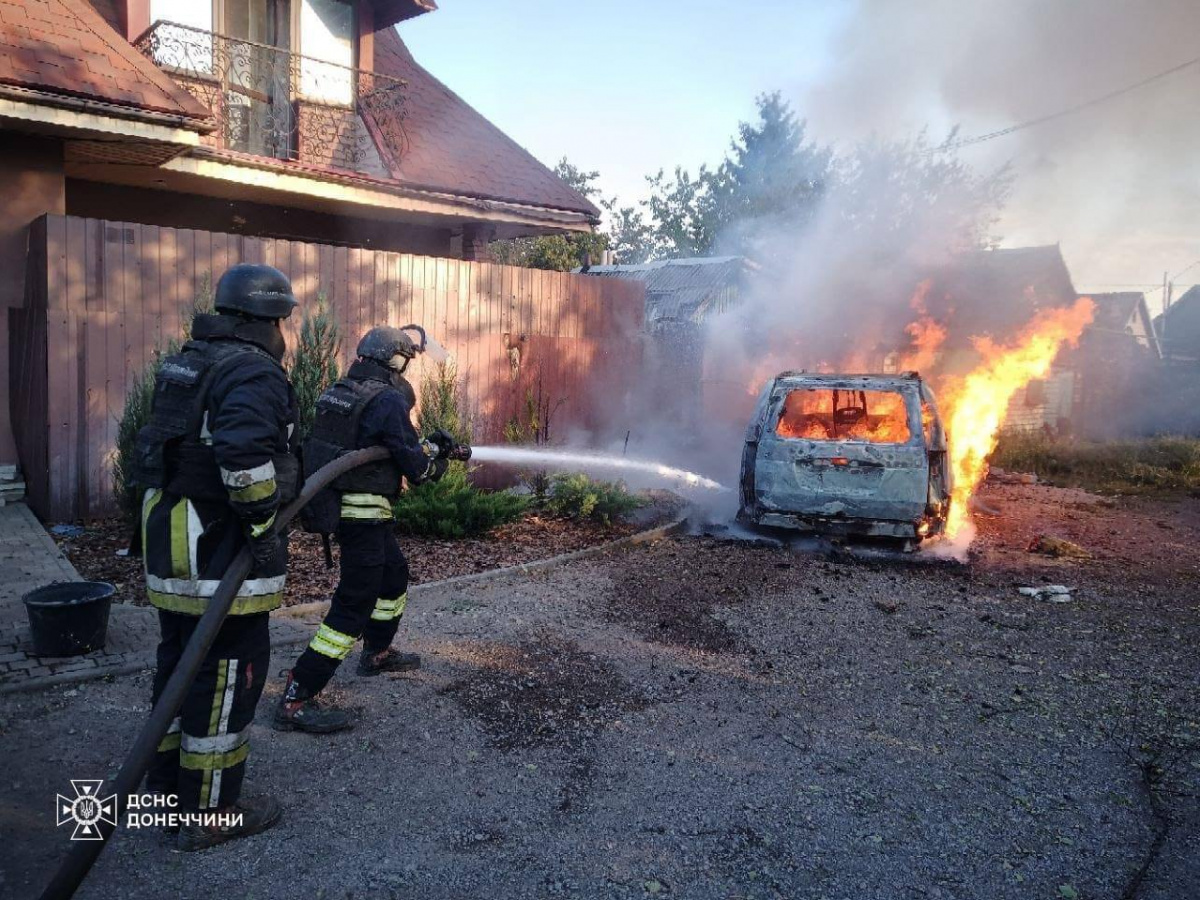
top-left (579, 256), bottom-right (750, 331)
top-left (1071, 292), bottom-right (1161, 437)
top-left (578, 257), bottom-right (752, 432)
top-left (1155, 285), bottom-right (1200, 362)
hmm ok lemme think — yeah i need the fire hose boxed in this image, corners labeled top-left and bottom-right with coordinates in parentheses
top-left (38, 446), bottom-right (391, 900)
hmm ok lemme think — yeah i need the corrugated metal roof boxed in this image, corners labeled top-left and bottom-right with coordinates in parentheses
top-left (579, 256), bottom-right (746, 324)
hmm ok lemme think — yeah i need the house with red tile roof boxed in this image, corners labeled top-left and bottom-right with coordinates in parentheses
top-left (0, 0), bottom-right (602, 483)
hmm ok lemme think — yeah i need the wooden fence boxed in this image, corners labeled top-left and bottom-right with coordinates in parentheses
top-left (15, 215), bottom-right (645, 521)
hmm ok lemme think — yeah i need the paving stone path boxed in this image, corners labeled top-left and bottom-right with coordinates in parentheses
top-left (0, 503), bottom-right (313, 694)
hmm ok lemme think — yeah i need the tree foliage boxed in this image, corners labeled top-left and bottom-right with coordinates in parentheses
top-left (393, 358), bottom-right (527, 538)
top-left (517, 92), bottom-right (1010, 268)
top-left (288, 293), bottom-right (341, 439)
top-left (546, 473), bottom-right (645, 525)
top-left (489, 159), bottom-right (609, 271)
top-left (831, 128), bottom-right (1012, 255)
top-left (113, 274), bottom-right (215, 532)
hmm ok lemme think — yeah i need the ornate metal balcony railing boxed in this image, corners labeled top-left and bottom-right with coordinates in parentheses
top-left (135, 20), bottom-right (407, 174)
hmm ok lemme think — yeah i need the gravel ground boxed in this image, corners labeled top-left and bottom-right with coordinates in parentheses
top-left (3, 483), bottom-right (1197, 900)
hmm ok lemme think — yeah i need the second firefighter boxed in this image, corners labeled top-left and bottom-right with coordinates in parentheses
top-left (275, 325), bottom-right (468, 733)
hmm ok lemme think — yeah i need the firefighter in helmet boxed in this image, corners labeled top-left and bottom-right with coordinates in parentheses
top-left (274, 325), bottom-right (469, 733)
top-left (135, 263), bottom-right (299, 850)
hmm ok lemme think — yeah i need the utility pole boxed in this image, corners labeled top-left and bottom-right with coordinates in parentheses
top-left (1161, 271), bottom-right (1170, 357)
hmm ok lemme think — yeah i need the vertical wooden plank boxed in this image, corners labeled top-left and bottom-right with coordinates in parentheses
top-left (261, 235), bottom-right (276, 271)
top-left (60, 217), bottom-right (85, 518)
top-left (347, 247), bottom-right (362, 342)
top-left (173, 228), bottom-right (195, 329)
top-left (272, 240), bottom-right (292, 353)
top-left (477, 262), bottom-right (492, 439)
top-left (399, 253), bottom-right (414, 324)
top-left (384, 252), bottom-right (400, 326)
top-left (210, 230), bottom-right (230, 291)
top-left (408, 254), bottom-right (426, 341)
top-left (121, 222), bottom-right (143, 445)
top-left (443, 257), bottom-right (459, 358)
top-left (338, 248), bottom-right (355, 350)
top-left (44, 215), bottom-right (68, 517)
top-left (194, 227), bottom-right (213, 311)
top-left (463, 260), bottom-right (478, 422)
top-left (83, 218), bottom-right (106, 515)
top-left (359, 245), bottom-right (376, 331)
top-left (101, 220), bottom-right (127, 517)
top-left (434, 256), bottom-right (449, 350)
top-left (243, 235), bottom-right (264, 265)
top-left (374, 247), bottom-right (389, 328)
top-left (142, 224), bottom-right (163, 355)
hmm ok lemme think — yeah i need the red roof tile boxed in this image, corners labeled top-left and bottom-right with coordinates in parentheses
top-left (0, 0), bottom-right (209, 124)
top-left (371, 28), bottom-right (599, 219)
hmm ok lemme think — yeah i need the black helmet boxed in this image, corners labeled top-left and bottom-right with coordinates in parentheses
top-left (356, 324), bottom-right (426, 371)
top-left (214, 264), bottom-right (298, 320)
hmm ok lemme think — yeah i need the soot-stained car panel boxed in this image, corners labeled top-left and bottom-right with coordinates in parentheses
top-left (738, 372), bottom-right (950, 540)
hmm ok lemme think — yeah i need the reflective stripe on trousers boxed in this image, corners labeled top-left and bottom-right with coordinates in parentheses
top-left (370, 592), bottom-right (407, 622)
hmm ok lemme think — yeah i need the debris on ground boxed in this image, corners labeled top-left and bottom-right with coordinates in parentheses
top-left (988, 466), bottom-right (1039, 485)
top-left (1027, 534), bottom-right (1092, 559)
top-left (441, 633), bottom-right (646, 751)
top-left (1018, 584), bottom-right (1074, 602)
top-left (604, 537), bottom-right (796, 652)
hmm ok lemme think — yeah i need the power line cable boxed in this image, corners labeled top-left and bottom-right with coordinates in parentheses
top-left (1169, 258), bottom-right (1200, 281)
top-left (932, 53), bottom-right (1200, 152)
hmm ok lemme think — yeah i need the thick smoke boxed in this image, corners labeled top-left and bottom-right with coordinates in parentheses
top-left (570, 2), bottom-right (1199, 497)
top-left (587, 159), bottom-right (993, 505)
top-left (802, 0), bottom-right (1200, 290)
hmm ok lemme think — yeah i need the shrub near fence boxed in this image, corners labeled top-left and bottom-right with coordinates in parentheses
top-left (16, 215), bottom-right (645, 521)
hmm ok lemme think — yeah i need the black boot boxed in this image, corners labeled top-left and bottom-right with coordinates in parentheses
top-left (272, 670), bottom-right (354, 734)
top-left (357, 647), bottom-right (421, 677)
top-left (176, 794), bottom-right (282, 852)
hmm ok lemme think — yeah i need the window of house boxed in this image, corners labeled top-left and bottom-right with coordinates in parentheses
top-left (300, 0), bottom-right (355, 105)
top-left (225, 0), bottom-right (290, 47)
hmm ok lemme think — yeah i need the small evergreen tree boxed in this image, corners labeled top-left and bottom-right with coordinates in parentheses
top-left (416, 360), bottom-right (471, 444)
top-left (546, 473), bottom-right (645, 525)
top-left (113, 274), bottom-right (215, 535)
top-left (393, 359), bottom-right (528, 537)
top-left (289, 293), bottom-right (341, 438)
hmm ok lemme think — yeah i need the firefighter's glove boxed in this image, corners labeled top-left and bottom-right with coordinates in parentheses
top-left (425, 429), bottom-right (456, 460)
top-left (246, 522), bottom-right (284, 575)
top-left (429, 458), bottom-right (449, 482)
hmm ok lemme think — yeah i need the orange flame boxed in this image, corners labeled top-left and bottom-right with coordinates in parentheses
top-left (897, 280), bottom-right (948, 373)
top-left (941, 297), bottom-right (1095, 539)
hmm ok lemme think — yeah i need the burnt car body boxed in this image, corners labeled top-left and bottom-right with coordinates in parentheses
top-left (738, 372), bottom-right (951, 541)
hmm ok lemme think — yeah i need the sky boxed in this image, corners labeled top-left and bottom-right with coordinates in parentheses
top-left (402, 1), bottom-right (1200, 298)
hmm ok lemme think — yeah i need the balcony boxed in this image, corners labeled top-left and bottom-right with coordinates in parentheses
top-left (135, 20), bottom-right (406, 177)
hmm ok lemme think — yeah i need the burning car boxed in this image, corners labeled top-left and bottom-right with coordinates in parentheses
top-left (737, 372), bottom-right (950, 542)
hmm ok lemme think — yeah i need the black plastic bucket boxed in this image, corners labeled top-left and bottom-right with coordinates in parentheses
top-left (23, 581), bottom-right (116, 657)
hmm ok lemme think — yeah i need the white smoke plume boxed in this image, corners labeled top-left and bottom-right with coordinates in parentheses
top-left (801, 0), bottom-right (1200, 290)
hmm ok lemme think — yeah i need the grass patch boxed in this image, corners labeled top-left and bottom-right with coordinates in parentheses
top-left (991, 434), bottom-right (1200, 495)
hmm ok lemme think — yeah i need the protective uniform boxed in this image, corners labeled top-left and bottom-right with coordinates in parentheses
top-left (276, 326), bottom-right (456, 733)
top-left (136, 264), bottom-right (297, 845)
